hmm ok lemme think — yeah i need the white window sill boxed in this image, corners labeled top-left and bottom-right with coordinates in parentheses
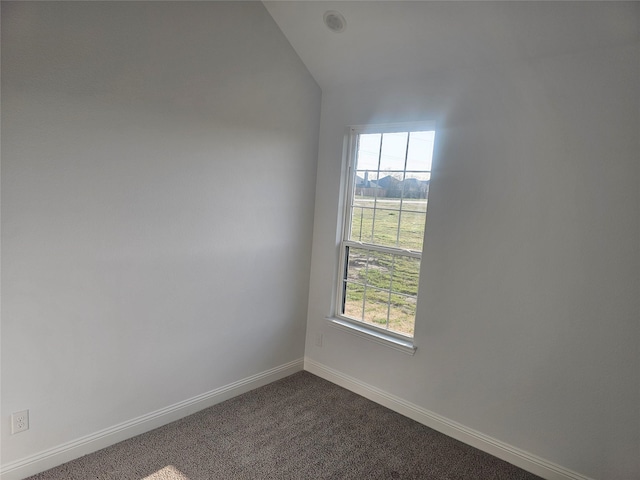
top-left (326, 317), bottom-right (417, 356)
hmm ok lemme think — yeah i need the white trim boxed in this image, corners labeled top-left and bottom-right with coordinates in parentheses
top-left (327, 317), bottom-right (416, 355)
top-left (334, 128), bottom-right (358, 316)
top-left (0, 359), bottom-right (304, 480)
top-left (350, 121), bottom-right (437, 135)
top-left (303, 357), bottom-right (594, 480)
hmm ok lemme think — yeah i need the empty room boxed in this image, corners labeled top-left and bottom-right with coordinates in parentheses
top-left (1, 2), bottom-right (638, 479)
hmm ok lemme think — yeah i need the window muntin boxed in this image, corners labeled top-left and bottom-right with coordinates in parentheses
top-left (338, 128), bottom-right (435, 338)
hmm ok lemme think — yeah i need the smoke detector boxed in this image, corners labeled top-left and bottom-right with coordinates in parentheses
top-left (324, 11), bottom-right (346, 33)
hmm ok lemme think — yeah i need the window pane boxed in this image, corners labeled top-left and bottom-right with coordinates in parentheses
top-left (363, 287), bottom-right (390, 329)
top-left (406, 131), bottom-right (435, 172)
top-left (354, 170), bottom-right (381, 201)
top-left (357, 134), bottom-right (381, 171)
top-left (402, 172), bottom-right (430, 200)
top-left (388, 296), bottom-right (417, 337)
top-left (379, 132), bottom-right (408, 172)
top-left (366, 251), bottom-right (393, 290)
top-left (374, 197), bottom-right (401, 212)
top-left (352, 170), bottom-right (378, 243)
top-left (398, 211), bottom-right (426, 251)
top-left (391, 256), bottom-right (420, 297)
top-left (346, 247), bottom-right (368, 282)
top-left (377, 173), bottom-right (404, 198)
top-left (350, 206), bottom-right (373, 243)
top-left (343, 282), bottom-right (364, 321)
top-left (372, 208), bottom-right (399, 247)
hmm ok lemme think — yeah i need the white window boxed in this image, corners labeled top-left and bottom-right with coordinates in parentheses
top-left (336, 125), bottom-right (435, 341)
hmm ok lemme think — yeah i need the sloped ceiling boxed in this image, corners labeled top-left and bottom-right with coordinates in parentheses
top-left (264, 1), bottom-right (639, 90)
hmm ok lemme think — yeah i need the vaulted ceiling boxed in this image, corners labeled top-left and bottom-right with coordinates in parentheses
top-left (264, 1), bottom-right (639, 90)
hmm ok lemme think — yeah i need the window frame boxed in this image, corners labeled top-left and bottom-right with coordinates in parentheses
top-left (333, 122), bottom-right (435, 348)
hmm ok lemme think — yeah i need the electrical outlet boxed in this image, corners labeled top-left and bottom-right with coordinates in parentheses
top-left (315, 333), bottom-right (323, 347)
top-left (11, 410), bottom-right (29, 434)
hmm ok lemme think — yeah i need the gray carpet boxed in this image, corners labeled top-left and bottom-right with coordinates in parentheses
top-left (27, 372), bottom-right (542, 479)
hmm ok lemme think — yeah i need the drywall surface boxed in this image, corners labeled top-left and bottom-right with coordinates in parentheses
top-left (1, 1), bottom-right (319, 466)
top-left (305, 43), bottom-right (639, 479)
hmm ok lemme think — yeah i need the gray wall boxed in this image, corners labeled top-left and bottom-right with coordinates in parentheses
top-left (305, 44), bottom-right (639, 479)
top-left (1, 1), bottom-right (320, 466)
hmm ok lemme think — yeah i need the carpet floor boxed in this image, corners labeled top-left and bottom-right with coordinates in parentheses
top-left (26, 372), bottom-right (542, 479)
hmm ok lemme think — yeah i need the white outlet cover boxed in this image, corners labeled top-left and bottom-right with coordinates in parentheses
top-left (11, 410), bottom-right (29, 434)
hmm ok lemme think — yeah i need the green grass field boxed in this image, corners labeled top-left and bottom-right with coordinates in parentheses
top-left (343, 196), bottom-right (427, 336)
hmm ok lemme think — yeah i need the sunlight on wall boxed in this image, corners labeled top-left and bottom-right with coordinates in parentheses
top-left (142, 465), bottom-right (190, 480)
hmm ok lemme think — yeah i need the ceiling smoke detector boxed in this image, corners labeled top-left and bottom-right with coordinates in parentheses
top-left (323, 11), bottom-right (346, 33)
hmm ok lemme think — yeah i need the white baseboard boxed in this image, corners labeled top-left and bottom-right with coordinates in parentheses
top-left (0, 358), bottom-right (304, 480)
top-left (304, 357), bottom-right (593, 480)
